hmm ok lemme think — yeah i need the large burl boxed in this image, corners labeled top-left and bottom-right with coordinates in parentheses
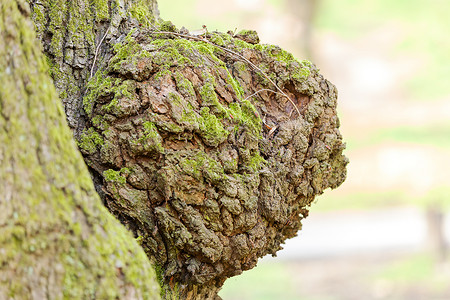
top-left (79, 26), bottom-right (348, 299)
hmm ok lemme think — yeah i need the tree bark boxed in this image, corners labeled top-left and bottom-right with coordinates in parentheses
top-left (27, 0), bottom-right (348, 299)
top-left (0, 1), bottom-right (160, 299)
top-left (28, 0), bottom-right (159, 133)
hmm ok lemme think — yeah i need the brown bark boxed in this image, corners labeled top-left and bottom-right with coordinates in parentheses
top-left (77, 28), bottom-right (348, 299)
top-left (0, 1), bottom-right (160, 298)
top-left (28, 1), bottom-right (348, 299)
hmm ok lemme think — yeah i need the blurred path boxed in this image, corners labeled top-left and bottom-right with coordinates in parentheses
top-left (264, 206), bottom-right (450, 260)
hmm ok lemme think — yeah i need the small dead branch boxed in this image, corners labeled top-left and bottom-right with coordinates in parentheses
top-left (90, 28), bottom-right (109, 79)
top-left (244, 89), bottom-right (286, 101)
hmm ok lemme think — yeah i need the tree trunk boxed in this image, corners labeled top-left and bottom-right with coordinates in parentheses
top-left (0, 1), bottom-right (160, 299)
top-left (426, 204), bottom-right (447, 263)
top-left (28, 0), bottom-right (348, 299)
top-left (28, 0), bottom-right (159, 134)
top-left (286, 0), bottom-right (319, 59)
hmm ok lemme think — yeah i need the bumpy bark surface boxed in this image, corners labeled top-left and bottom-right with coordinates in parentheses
top-left (28, 0), bottom-right (159, 133)
top-left (29, 0), bottom-right (347, 298)
top-left (0, 1), bottom-right (160, 299)
top-left (79, 27), bottom-right (348, 298)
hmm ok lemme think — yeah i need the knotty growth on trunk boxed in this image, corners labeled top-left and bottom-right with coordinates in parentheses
top-left (28, 0), bottom-right (348, 299)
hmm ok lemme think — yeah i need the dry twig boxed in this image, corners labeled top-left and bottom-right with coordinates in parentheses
top-left (90, 28), bottom-right (110, 79)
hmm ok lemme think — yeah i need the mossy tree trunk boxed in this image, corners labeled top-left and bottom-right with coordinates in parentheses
top-left (26, 0), bottom-right (348, 299)
top-left (0, 1), bottom-right (160, 299)
top-left (28, 0), bottom-right (159, 134)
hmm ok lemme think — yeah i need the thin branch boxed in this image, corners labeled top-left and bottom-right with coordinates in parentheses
top-left (90, 28), bottom-right (109, 79)
top-left (147, 30), bottom-right (301, 117)
top-left (243, 89), bottom-right (285, 101)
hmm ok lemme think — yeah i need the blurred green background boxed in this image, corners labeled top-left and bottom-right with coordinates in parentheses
top-left (158, 0), bottom-right (450, 299)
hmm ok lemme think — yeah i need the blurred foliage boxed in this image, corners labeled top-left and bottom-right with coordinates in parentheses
top-left (312, 190), bottom-right (410, 212)
top-left (317, 0), bottom-right (450, 101)
top-left (158, 0), bottom-right (252, 32)
top-left (378, 254), bottom-right (434, 282)
top-left (346, 123), bottom-right (450, 151)
top-left (375, 253), bottom-right (450, 291)
top-left (218, 261), bottom-right (306, 300)
top-left (313, 186), bottom-right (450, 212)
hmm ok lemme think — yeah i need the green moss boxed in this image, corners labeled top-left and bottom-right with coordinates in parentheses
top-left (237, 29), bottom-right (254, 35)
top-left (136, 121), bottom-right (165, 153)
top-left (173, 71), bottom-right (195, 97)
top-left (198, 107), bottom-right (230, 147)
top-left (180, 107), bottom-right (197, 125)
top-left (77, 127), bottom-right (104, 154)
top-left (83, 70), bottom-right (113, 115)
top-left (248, 152), bottom-right (266, 172)
top-left (179, 152), bottom-right (225, 184)
top-left (103, 168), bottom-right (130, 185)
top-left (179, 157), bottom-right (203, 180)
top-left (209, 33), bottom-right (225, 46)
top-left (228, 100), bottom-right (262, 137)
top-left (164, 47), bottom-right (191, 65)
top-left (264, 44), bottom-right (294, 62)
top-left (84, 73), bottom-right (136, 116)
top-left (168, 92), bottom-right (182, 106)
top-left (129, 0), bottom-right (155, 27)
top-left (48, 0), bottom-right (65, 59)
top-left (153, 69), bottom-right (171, 81)
top-left (301, 59), bottom-right (313, 68)
top-left (235, 61), bottom-right (247, 72)
top-left (154, 48), bottom-right (190, 67)
top-left (193, 42), bottom-right (224, 65)
top-left (101, 79), bottom-right (135, 114)
top-left (32, 5), bottom-right (46, 37)
top-left (291, 68), bottom-right (311, 80)
top-left (221, 66), bottom-right (244, 100)
top-left (110, 30), bottom-right (146, 71)
top-left (254, 44), bottom-right (311, 80)
top-left (93, 0), bottom-right (109, 21)
top-left (91, 115), bottom-right (108, 130)
top-left (148, 39), bottom-right (194, 70)
top-left (159, 121), bottom-right (183, 133)
top-left (199, 82), bottom-right (227, 116)
top-left (159, 20), bottom-right (177, 32)
top-left (232, 38), bottom-right (253, 51)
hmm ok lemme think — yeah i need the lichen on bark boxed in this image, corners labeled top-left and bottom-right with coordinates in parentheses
top-left (0, 1), bottom-right (160, 299)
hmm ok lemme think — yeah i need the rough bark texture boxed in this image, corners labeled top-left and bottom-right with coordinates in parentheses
top-left (29, 0), bottom-right (159, 133)
top-left (29, 1), bottom-right (348, 299)
top-left (0, 1), bottom-right (160, 299)
top-left (80, 29), bottom-right (348, 298)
